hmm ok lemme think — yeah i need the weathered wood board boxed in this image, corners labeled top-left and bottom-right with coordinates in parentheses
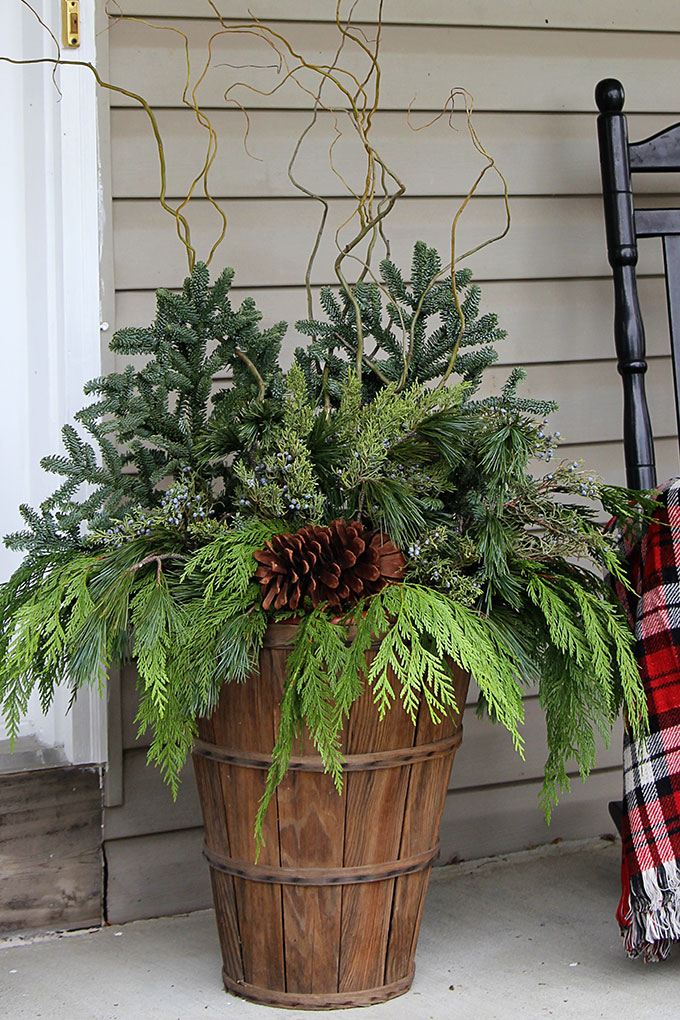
top-left (0, 767), bottom-right (103, 934)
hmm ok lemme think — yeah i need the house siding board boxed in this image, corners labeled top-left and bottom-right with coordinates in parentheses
top-left (104, 6), bottom-right (680, 919)
top-left (104, 828), bottom-right (211, 924)
top-left (439, 770), bottom-right (623, 864)
top-left (114, 1), bottom-right (680, 33)
top-left (106, 697), bottom-right (622, 843)
top-left (103, 749), bottom-right (202, 840)
top-left (111, 195), bottom-right (674, 291)
top-left (114, 276), bottom-right (675, 366)
top-left (107, 21), bottom-right (680, 113)
top-left (111, 110), bottom-right (680, 201)
top-left (103, 770), bottom-right (623, 925)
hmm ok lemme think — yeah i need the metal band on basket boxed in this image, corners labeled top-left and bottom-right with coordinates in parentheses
top-left (204, 841), bottom-right (441, 886)
top-left (221, 968), bottom-right (416, 1008)
top-left (192, 727), bottom-right (462, 772)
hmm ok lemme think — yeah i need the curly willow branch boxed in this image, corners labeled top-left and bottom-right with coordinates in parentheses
top-left (103, 2), bottom-right (228, 268)
top-left (206, 1), bottom-right (404, 387)
top-left (15, 1), bottom-right (510, 395)
top-left (286, 10), bottom-right (357, 321)
top-left (19, 0), bottom-right (61, 96)
top-left (1, 51), bottom-right (199, 271)
top-left (407, 87), bottom-right (511, 390)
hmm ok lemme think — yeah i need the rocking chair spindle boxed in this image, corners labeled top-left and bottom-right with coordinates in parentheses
top-left (596, 78), bottom-right (680, 834)
top-left (596, 77), bottom-right (680, 489)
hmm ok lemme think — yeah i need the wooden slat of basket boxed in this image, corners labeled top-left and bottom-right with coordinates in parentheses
top-left (384, 673), bottom-right (469, 982)
top-left (338, 679), bottom-right (417, 993)
top-left (210, 648), bottom-right (285, 991)
top-left (192, 714), bottom-right (244, 983)
top-left (276, 722), bottom-right (344, 994)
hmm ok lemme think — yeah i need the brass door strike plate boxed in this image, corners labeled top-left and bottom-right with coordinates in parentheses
top-left (62, 0), bottom-right (80, 48)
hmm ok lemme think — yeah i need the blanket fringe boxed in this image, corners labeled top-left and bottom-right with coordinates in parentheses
top-left (624, 861), bottom-right (680, 961)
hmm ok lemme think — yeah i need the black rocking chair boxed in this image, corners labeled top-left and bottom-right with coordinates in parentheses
top-left (596, 78), bottom-right (680, 833)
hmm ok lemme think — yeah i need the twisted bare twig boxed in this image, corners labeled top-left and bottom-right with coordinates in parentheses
top-left (13, 0), bottom-right (511, 396)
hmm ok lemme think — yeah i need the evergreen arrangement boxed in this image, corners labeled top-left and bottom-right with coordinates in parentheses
top-left (0, 244), bottom-right (651, 846)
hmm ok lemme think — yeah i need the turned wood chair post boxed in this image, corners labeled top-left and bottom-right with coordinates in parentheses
top-left (596, 78), bottom-right (680, 836)
top-left (596, 78), bottom-right (657, 490)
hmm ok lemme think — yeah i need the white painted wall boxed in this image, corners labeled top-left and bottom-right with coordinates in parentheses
top-left (0, 0), bottom-right (105, 764)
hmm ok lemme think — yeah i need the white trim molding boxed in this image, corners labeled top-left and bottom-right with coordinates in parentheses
top-left (0, 1), bottom-right (105, 765)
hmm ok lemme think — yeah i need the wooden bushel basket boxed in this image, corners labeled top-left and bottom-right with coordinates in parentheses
top-left (192, 623), bottom-right (470, 1010)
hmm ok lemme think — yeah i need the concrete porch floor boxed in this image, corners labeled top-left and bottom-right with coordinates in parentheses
top-left (2, 837), bottom-right (679, 1020)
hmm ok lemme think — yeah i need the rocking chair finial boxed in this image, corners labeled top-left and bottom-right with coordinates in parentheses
top-left (595, 78), bottom-right (625, 114)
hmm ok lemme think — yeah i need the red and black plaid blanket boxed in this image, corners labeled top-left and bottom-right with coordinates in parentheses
top-left (612, 477), bottom-right (680, 961)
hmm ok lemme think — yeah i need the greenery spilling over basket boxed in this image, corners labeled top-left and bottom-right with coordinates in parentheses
top-left (0, 242), bottom-right (651, 845)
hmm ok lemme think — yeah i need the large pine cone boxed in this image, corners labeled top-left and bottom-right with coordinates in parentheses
top-left (253, 518), bottom-right (405, 612)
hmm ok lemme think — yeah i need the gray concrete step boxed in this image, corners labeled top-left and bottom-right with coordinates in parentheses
top-left (1, 838), bottom-right (679, 1020)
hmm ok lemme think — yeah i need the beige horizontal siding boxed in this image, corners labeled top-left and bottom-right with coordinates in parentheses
top-left (173, 356), bottom-right (667, 448)
top-left (104, 751), bottom-right (199, 840)
top-left (112, 195), bottom-right (674, 291)
top-left (440, 770), bottom-right (623, 864)
top-left (114, 1), bottom-right (680, 32)
top-left (102, 5), bottom-right (680, 916)
top-left (479, 358), bottom-right (677, 445)
top-left (113, 276), bottom-right (674, 365)
top-left (453, 702), bottom-right (622, 789)
top-left (565, 437), bottom-right (679, 486)
top-left (104, 828), bottom-right (211, 923)
top-left (102, 760), bottom-right (624, 923)
top-left (107, 21), bottom-right (680, 113)
top-left (110, 109), bottom-right (680, 201)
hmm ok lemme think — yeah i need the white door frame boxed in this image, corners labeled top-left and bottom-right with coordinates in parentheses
top-left (0, 0), bottom-right (106, 765)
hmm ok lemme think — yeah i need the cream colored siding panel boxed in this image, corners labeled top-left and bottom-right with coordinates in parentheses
top-left (102, 342), bottom-right (676, 452)
top-left (102, 777), bottom-right (620, 924)
top-left (104, 828), bottom-right (211, 924)
top-left (105, 772), bottom-right (623, 925)
top-left (559, 437), bottom-right (679, 486)
top-left (110, 109), bottom-right (680, 201)
top-left (440, 770), bottom-right (622, 863)
top-left (115, 2), bottom-right (680, 33)
top-left (113, 276), bottom-right (674, 367)
top-left (107, 22), bottom-right (680, 113)
top-left (103, 750), bottom-right (202, 840)
top-left (112, 196), bottom-right (670, 291)
top-left (479, 358), bottom-right (676, 445)
top-left (450, 700), bottom-right (622, 791)
top-left (217, 357), bottom-right (654, 457)
top-left (121, 664), bottom-right (143, 751)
